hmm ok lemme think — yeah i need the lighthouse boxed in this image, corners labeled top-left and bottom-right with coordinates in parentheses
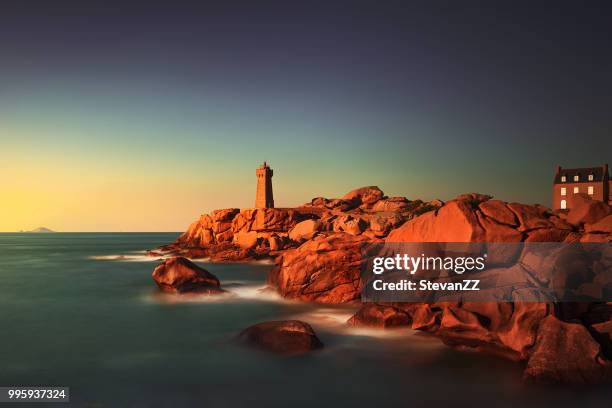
top-left (255, 162), bottom-right (274, 208)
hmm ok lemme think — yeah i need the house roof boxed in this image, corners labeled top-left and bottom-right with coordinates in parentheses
top-left (554, 166), bottom-right (608, 183)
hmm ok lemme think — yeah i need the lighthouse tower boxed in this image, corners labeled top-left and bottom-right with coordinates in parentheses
top-left (255, 162), bottom-right (274, 208)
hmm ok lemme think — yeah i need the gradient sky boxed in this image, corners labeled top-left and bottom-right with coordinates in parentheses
top-left (1, 0), bottom-right (611, 231)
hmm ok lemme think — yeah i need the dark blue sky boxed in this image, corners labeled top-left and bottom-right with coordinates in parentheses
top-left (2, 1), bottom-right (611, 229)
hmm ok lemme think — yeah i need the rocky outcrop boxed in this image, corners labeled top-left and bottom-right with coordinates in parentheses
top-left (159, 186), bottom-right (439, 261)
top-left (332, 215), bottom-right (367, 235)
top-left (586, 215), bottom-right (612, 235)
top-left (341, 186), bottom-right (385, 209)
top-left (479, 199), bottom-right (518, 226)
top-left (523, 315), bottom-right (610, 384)
top-left (158, 187), bottom-right (612, 384)
top-left (375, 300), bottom-right (552, 361)
top-left (345, 194), bottom-right (611, 384)
top-left (165, 189), bottom-right (609, 266)
top-left (385, 193), bottom-right (598, 244)
top-left (231, 208), bottom-right (304, 233)
top-left (237, 320), bottom-right (323, 354)
top-left (347, 303), bottom-right (412, 328)
top-left (152, 257), bottom-right (224, 294)
top-left (163, 208), bottom-right (316, 261)
top-left (371, 196), bottom-right (411, 212)
top-left (368, 212), bottom-right (404, 238)
top-left (347, 300), bottom-right (612, 383)
top-left (269, 233), bottom-right (370, 303)
top-left (567, 194), bottom-right (612, 226)
top-left (288, 219), bottom-right (320, 242)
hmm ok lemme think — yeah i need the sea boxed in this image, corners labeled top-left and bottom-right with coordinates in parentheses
top-left (0, 233), bottom-right (610, 407)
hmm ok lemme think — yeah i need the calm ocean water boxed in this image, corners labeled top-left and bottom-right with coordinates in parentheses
top-left (0, 233), bottom-right (609, 407)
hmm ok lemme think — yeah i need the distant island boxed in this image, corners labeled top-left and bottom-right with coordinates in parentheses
top-left (23, 227), bottom-right (55, 233)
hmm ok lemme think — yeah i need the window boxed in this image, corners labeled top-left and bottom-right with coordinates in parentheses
top-left (561, 175), bottom-right (567, 182)
top-left (561, 199), bottom-right (567, 209)
top-left (588, 186), bottom-right (594, 195)
top-left (574, 175), bottom-right (579, 181)
top-left (573, 187), bottom-right (579, 193)
top-left (560, 187), bottom-right (566, 196)
top-left (588, 174), bottom-right (594, 181)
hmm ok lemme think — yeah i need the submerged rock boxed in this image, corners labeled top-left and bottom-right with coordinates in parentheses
top-left (238, 320), bottom-right (323, 354)
top-left (152, 257), bottom-right (224, 294)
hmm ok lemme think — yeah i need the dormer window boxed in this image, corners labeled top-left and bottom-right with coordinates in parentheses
top-left (573, 175), bottom-right (579, 181)
top-left (588, 174), bottom-right (594, 181)
top-left (561, 175), bottom-right (567, 182)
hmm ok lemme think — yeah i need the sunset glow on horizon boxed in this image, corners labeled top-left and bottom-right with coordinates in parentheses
top-left (1, 1), bottom-right (610, 231)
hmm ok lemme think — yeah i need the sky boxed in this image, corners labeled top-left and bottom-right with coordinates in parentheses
top-left (1, 0), bottom-right (611, 231)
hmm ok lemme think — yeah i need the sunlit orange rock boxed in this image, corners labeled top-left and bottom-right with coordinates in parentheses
top-left (288, 219), bottom-right (320, 242)
top-left (152, 257), bottom-right (224, 294)
top-left (269, 233), bottom-right (369, 303)
top-left (347, 304), bottom-right (411, 328)
top-left (476, 212), bottom-right (523, 242)
top-left (506, 203), bottom-right (553, 232)
top-left (332, 215), bottom-right (367, 235)
top-left (567, 194), bottom-right (612, 226)
top-left (368, 212), bottom-right (404, 237)
top-left (585, 214), bottom-right (612, 234)
top-left (341, 186), bottom-right (384, 207)
top-left (232, 208), bottom-right (304, 233)
top-left (387, 200), bottom-right (485, 242)
top-left (233, 231), bottom-right (259, 249)
top-left (478, 199), bottom-right (518, 226)
top-left (580, 233), bottom-right (612, 243)
top-left (371, 197), bottom-right (411, 212)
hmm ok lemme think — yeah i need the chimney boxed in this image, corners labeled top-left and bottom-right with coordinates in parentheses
top-left (604, 164), bottom-right (609, 179)
top-left (555, 165), bottom-right (561, 175)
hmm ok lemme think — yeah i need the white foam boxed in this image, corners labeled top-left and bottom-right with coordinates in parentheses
top-left (191, 257), bottom-right (211, 262)
top-left (88, 254), bottom-right (164, 262)
top-left (143, 284), bottom-right (290, 305)
top-left (142, 285), bottom-right (442, 345)
top-left (89, 253), bottom-right (267, 264)
top-left (341, 326), bottom-right (422, 339)
top-left (144, 291), bottom-right (235, 304)
top-left (290, 307), bottom-right (355, 326)
top-left (250, 258), bottom-right (275, 265)
top-left (287, 307), bottom-right (442, 341)
top-left (229, 284), bottom-right (284, 301)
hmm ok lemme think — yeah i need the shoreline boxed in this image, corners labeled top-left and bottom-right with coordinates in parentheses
top-left (149, 187), bottom-right (612, 385)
